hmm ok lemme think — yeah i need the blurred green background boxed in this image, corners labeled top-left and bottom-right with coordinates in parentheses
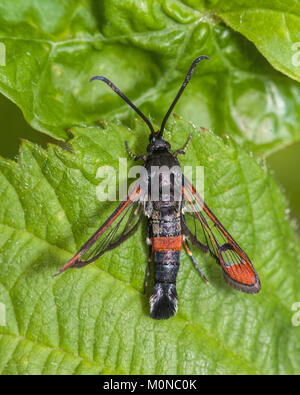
top-left (0, 91), bottom-right (299, 236)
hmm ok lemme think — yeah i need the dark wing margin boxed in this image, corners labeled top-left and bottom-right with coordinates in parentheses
top-left (183, 176), bottom-right (261, 294)
top-left (55, 183), bottom-right (142, 276)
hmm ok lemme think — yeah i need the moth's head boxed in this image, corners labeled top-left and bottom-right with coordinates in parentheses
top-left (147, 132), bottom-right (171, 154)
top-left (90, 56), bottom-right (210, 157)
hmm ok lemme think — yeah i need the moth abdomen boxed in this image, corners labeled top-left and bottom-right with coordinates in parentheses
top-left (150, 282), bottom-right (178, 320)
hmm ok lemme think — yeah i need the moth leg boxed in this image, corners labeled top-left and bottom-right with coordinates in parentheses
top-left (173, 134), bottom-right (192, 157)
top-left (125, 141), bottom-right (146, 162)
top-left (181, 215), bottom-right (209, 253)
top-left (144, 246), bottom-right (153, 295)
top-left (183, 238), bottom-right (209, 285)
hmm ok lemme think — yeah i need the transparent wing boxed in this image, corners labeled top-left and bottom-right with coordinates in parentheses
top-left (183, 177), bottom-right (261, 294)
top-left (55, 183), bottom-right (142, 275)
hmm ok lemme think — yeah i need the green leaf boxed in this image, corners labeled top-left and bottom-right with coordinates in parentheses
top-left (211, 0), bottom-right (300, 83)
top-left (0, 119), bottom-right (299, 374)
top-left (0, 1), bottom-right (300, 154)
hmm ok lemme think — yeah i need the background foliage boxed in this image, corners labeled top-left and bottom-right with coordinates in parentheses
top-left (0, 0), bottom-right (300, 375)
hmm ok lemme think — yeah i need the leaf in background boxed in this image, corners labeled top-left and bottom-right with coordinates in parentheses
top-left (0, 119), bottom-right (299, 374)
top-left (0, 0), bottom-right (300, 154)
top-left (210, 0), bottom-right (300, 83)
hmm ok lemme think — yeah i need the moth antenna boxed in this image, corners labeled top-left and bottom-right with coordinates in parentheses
top-left (90, 76), bottom-right (155, 136)
top-left (158, 55), bottom-right (210, 138)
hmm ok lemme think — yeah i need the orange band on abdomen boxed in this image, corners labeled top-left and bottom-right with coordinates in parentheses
top-left (152, 235), bottom-right (183, 251)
